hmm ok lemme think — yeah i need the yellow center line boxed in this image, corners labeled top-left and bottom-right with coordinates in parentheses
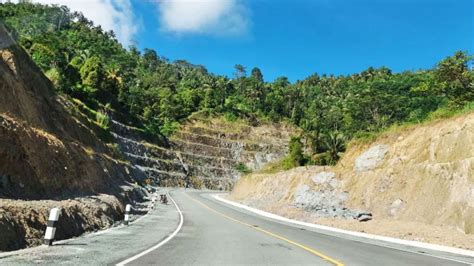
top-left (183, 192), bottom-right (345, 266)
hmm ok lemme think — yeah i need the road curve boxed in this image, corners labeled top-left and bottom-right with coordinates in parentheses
top-left (126, 190), bottom-right (472, 266)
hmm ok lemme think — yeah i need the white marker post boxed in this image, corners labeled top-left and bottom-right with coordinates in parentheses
top-left (44, 208), bottom-right (60, 246)
top-left (150, 197), bottom-right (156, 209)
top-left (124, 204), bottom-right (131, 225)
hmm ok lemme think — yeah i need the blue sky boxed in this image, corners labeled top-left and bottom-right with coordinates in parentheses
top-left (131, 0), bottom-right (473, 82)
top-left (33, 0), bottom-right (473, 82)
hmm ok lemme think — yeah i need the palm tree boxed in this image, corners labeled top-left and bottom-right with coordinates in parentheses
top-left (322, 131), bottom-right (346, 165)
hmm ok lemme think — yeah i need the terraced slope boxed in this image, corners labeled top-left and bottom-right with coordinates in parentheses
top-left (111, 118), bottom-right (297, 190)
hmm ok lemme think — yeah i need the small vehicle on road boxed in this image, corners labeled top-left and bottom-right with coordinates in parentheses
top-left (160, 194), bottom-right (168, 205)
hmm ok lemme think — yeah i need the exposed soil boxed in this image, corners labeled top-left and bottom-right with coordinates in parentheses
top-left (244, 203), bottom-right (474, 251)
top-left (0, 186), bottom-right (148, 251)
top-left (230, 112), bottom-right (474, 250)
top-left (0, 25), bottom-right (147, 251)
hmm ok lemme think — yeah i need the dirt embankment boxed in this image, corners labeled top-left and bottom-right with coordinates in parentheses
top-left (230, 112), bottom-right (474, 250)
top-left (0, 25), bottom-right (145, 251)
top-left (0, 188), bottom-right (146, 251)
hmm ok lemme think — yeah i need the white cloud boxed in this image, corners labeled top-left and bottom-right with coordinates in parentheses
top-left (31, 0), bottom-right (138, 45)
top-left (156, 0), bottom-right (249, 36)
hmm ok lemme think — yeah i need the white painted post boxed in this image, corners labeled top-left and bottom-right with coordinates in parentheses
top-left (44, 208), bottom-right (60, 246)
top-left (124, 204), bottom-right (131, 225)
top-left (150, 197), bottom-right (156, 209)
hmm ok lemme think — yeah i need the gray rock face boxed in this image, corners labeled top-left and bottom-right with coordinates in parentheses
top-left (294, 184), bottom-right (348, 210)
top-left (110, 119), bottom-right (290, 190)
top-left (354, 144), bottom-right (389, 172)
top-left (293, 179), bottom-right (371, 221)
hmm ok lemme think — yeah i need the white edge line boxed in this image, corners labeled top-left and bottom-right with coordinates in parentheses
top-left (214, 194), bottom-right (474, 259)
top-left (0, 193), bottom-right (161, 259)
top-left (116, 192), bottom-right (184, 266)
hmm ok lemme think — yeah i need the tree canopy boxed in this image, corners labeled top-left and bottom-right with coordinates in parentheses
top-left (1, 2), bottom-right (473, 165)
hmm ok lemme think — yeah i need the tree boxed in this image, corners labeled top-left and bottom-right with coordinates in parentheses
top-left (434, 51), bottom-right (474, 107)
top-left (283, 137), bottom-right (306, 169)
top-left (2, 3), bottom-right (472, 169)
top-left (234, 64), bottom-right (246, 79)
top-left (251, 67), bottom-right (264, 82)
top-left (322, 131), bottom-right (346, 165)
top-left (80, 56), bottom-right (104, 89)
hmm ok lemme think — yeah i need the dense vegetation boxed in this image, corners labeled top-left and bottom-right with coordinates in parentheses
top-left (1, 2), bottom-right (473, 166)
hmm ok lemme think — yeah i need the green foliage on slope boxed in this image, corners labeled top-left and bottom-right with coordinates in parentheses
top-left (1, 2), bottom-right (473, 166)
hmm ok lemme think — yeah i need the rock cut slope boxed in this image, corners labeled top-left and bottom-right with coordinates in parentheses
top-left (231, 112), bottom-right (474, 249)
top-left (111, 116), bottom-right (297, 190)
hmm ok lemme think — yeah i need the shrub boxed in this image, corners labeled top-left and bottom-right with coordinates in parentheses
top-left (224, 111), bottom-right (238, 122)
top-left (287, 137), bottom-right (306, 167)
top-left (80, 56), bottom-right (104, 89)
top-left (235, 162), bottom-right (252, 174)
top-left (96, 110), bottom-right (109, 130)
top-left (160, 120), bottom-right (180, 137)
top-left (45, 67), bottom-right (61, 87)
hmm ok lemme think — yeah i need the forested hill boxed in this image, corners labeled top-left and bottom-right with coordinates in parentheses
top-left (1, 2), bottom-right (473, 166)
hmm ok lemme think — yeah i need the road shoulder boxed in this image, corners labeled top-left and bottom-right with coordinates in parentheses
top-left (213, 193), bottom-right (474, 264)
top-left (0, 192), bottom-right (180, 265)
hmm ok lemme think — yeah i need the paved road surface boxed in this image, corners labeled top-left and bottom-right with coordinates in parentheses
top-left (128, 190), bottom-right (473, 266)
top-left (0, 190), bottom-right (178, 265)
top-left (1, 189), bottom-right (473, 265)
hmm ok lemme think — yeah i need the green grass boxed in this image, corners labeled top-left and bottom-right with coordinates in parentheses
top-left (427, 101), bottom-right (474, 120)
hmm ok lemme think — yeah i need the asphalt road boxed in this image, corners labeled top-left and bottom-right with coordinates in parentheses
top-left (127, 190), bottom-right (473, 266)
top-left (1, 189), bottom-right (472, 265)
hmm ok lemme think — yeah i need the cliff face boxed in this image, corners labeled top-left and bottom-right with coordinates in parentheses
top-left (231, 112), bottom-right (474, 245)
top-left (111, 117), bottom-right (297, 190)
top-left (339, 113), bottom-right (474, 233)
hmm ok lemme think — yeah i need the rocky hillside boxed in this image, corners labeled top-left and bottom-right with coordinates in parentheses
top-left (0, 25), bottom-right (146, 251)
top-left (0, 23), bottom-right (296, 251)
top-left (0, 25), bottom-right (146, 199)
top-left (111, 116), bottom-right (296, 190)
top-left (230, 112), bottom-right (474, 249)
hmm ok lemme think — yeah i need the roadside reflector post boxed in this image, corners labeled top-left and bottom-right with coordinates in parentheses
top-left (44, 207), bottom-right (60, 246)
top-left (150, 197), bottom-right (156, 209)
top-left (124, 204), bottom-right (131, 225)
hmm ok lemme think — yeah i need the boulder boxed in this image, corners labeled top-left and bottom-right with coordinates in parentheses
top-left (355, 212), bottom-right (373, 222)
top-left (358, 214), bottom-right (373, 222)
top-left (389, 198), bottom-right (404, 216)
